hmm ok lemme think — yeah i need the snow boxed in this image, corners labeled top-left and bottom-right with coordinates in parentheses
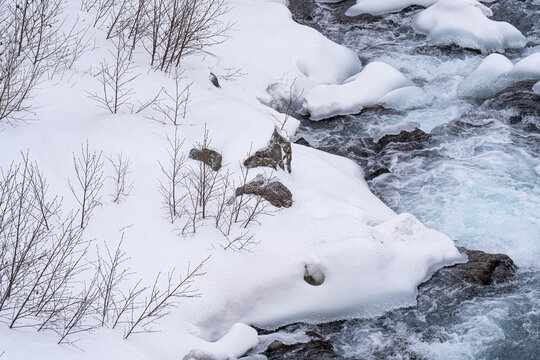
top-left (457, 54), bottom-right (514, 98)
top-left (458, 52), bottom-right (540, 99)
top-left (413, 0), bottom-right (527, 53)
top-left (379, 86), bottom-right (429, 111)
top-left (183, 323), bottom-right (259, 360)
top-left (534, 81), bottom-right (540, 95)
top-left (345, 0), bottom-right (437, 16)
top-left (302, 61), bottom-right (415, 120)
top-left (0, 0), bottom-right (465, 359)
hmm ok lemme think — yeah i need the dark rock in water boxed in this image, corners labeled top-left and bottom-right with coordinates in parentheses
top-left (481, 82), bottom-right (540, 127)
top-left (365, 167), bottom-right (390, 181)
top-left (245, 128), bottom-right (292, 173)
top-left (236, 174), bottom-right (293, 208)
top-left (375, 128), bottom-right (431, 152)
top-left (189, 148), bottom-right (222, 171)
top-left (294, 137), bottom-right (311, 147)
top-left (264, 337), bottom-right (359, 360)
top-left (452, 250), bottom-right (517, 285)
top-left (415, 44), bottom-right (482, 56)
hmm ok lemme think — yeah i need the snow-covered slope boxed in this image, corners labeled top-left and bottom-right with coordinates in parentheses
top-left (0, 0), bottom-right (464, 359)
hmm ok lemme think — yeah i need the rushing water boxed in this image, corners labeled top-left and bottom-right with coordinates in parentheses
top-left (286, 0), bottom-right (540, 358)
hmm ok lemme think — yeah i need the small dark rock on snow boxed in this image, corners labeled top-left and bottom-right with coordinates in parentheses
top-left (244, 128), bottom-right (292, 173)
top-left (189, 148), bottom-right (222, 171)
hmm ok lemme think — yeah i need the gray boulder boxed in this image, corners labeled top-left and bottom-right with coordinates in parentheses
top-left (189, 148), bottom-right (222, 171)
top-left (244, 129), bottom-right (292, 173)
top-left (236, 174), bottom-right (293, 208)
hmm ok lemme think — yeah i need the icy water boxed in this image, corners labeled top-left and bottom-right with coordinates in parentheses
top-left (288, 0), bottom-right (540, 359)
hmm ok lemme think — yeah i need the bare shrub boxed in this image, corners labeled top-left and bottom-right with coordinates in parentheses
top-left (159, 129), bottom-right (187, 223)
top-left (108, 153), bottom-right (133, 204)
top-left (69, 142), bottom-right (105, 229)
top-left (123, 257), bottom-right (209, 339)
top-left (152, 70), bottom-right (191, 125)
top-left (87, 37), bottom-right (138, 114)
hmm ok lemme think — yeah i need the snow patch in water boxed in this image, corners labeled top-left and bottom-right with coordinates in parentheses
top-left (413, 0), bottom-right (527, 53)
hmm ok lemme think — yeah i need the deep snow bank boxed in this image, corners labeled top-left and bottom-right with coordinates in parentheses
top-left (0, 0), bottom-right (463, 359)
top-left (413, 0), bottom-right (527, 53)
top-left (346, 0), bottom-right (438, 16)
top-left (301, 62), bottom-right (422, 120)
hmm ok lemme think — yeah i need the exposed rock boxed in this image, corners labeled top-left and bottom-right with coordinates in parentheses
top-left (294, 137), bottom-right (311, 147)
top-left (304, 264), bottom-right (325, 286)
top-left (452, 250), bottom-right (517, 285)
top-left (209, 72), bottom-right (220, 88)
top-left (189, 148), bottom-right (222, 171)
top-left (264, 338), bottom-right (349, 360)
top-left (236, 174), bottom-right (293, 208)
top-left (244, 129), bottom-right (292, 173)
top-left (374, 128), bottom-right (431, 152)
top-left (365, 167), bottom-right (390, 181)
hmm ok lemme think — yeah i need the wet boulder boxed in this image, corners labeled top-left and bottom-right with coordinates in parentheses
top-left (264, 338), bottom-right (351, 360)
top-left (452, 250), bottom-right (517, 285)
top-left (244, 129), bottom-right (292, 173)
top-left (374, 128), bottom-right (431, 152)
top-left (236, 174), bottom-right (293, 208)
top-left (189, 148), bottom-right (222, 171)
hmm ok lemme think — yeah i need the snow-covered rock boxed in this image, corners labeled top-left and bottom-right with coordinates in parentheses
top-left (346, 0), bottom-right (437, 16)
top-left (379, 86), bottom-right (429, 111)
top-left (413, 0), bottom-right (527, 53)
top-left (183, 323), bottom-right (259, 360)
top-left (457, 54), bottom-right (514, 98)
top-left (373, 121), bottom-right (422, 143)
top-left (458, 52), bottom-right (540, 98)
top-left (302, 62), bottom-right (415, 120)
top-left (534, 81), bottom-right (540, 95)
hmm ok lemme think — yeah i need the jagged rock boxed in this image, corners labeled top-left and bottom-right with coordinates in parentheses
top-left (244, 129), bottom-right (292, 173)
top-left (294, 137), bottom-right (311, 147)
top-left (374, 128), bottom-right (431, 152)
top-left (304, 264), bottom-right (325, 286)
top-left (236, 174), bottom-right (293, 208)
top-left (189, 148), bottom-right (222, 171)
top-left (452, 250), bottom-right (517, 285)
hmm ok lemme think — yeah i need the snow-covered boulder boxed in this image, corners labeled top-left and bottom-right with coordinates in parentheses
top-left (458, 52), bottom-right (540, 98)
top-left (534, 81), bottom-right (540, 95)
top-left (457, 54), bottom-right (514, 98)
top-left (345, 0), bottom-right (438, 16)
top-left (302, 62), bottom-right (417, 120)
top-left (379, 86), bottom-right (430, 111)
top-left (413, 0), bottom-right (527, 53)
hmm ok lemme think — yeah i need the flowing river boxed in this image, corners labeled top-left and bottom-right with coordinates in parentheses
top-left (285, 0), bottom-right (540, 358)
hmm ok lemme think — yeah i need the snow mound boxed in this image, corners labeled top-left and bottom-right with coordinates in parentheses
top-left (458, 52), bottom-right (540, 98)
top-left (457, 54), bottom-right (514, 98)
top-left (534, 81), bottom-right (540, 95)
top-left (302, 62), bottom-right (414, 120)
top-left (379, 86), bottom-right (429, 111)
top-left (413, 0), bottom-right (527, 53)
top-left (183, 323), bottom-right (259, 360)
top-left (345, 0), bottom-right (437, 16)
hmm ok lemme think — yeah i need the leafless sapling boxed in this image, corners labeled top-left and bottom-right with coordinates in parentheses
top-left (107, 152), bottom-right (133, 204)
top-left (159, 129), bottom-right (187, 223)
top-left (69, 142), bottom-right (105, 229)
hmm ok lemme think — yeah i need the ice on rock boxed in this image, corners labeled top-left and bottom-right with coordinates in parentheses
top-left (458, 54), bottom-right (514, 98)
top-left (379, 86), bottom-right (429, 111)
top-left (413, 0), bottom-right (527, 53)
top-left (373, 121), bottom-right (421, 142)
top-left (345, 0), bottom-right (438, 16)
top-left (302, 61), bottom-right (414, 120)
top-left (497, 52), bottom-right (540, 87)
